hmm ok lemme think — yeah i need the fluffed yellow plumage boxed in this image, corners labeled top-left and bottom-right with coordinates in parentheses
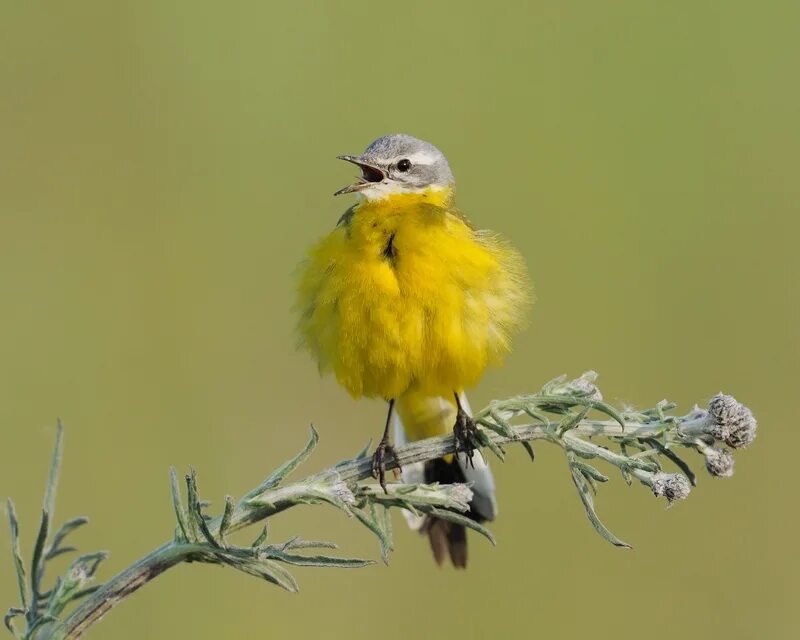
top-left (296, 187), bottom-right (531, 415)
top-left (295, 133), bottom-right (532, 566)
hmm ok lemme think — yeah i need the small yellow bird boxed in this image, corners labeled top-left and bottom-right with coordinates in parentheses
top-left (296, 134), bottom-right (532, 566)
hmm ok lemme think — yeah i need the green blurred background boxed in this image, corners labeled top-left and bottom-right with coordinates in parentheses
top-left (1, 1), bottom-right (798, 638)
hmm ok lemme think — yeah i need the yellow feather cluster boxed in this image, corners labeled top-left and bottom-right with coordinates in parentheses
top-left (296, 188), bottom-right (532, 401)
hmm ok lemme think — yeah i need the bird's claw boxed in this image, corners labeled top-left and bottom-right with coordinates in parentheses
top-left (453, 408), bottom-right (479, 468)
top-left (371, 439), bottom-right (398, 493)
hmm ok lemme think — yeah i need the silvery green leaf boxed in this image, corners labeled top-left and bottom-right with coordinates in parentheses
top-left (169, 468), bottom-right (190, 543)
top-left (184, 470), bottom-right (212, 545)
top-left (193, 503), bottom-right (220, 548)
top-left (520, 441), bottom-right (536, 462)
top-left (6, 499), bottom-right (28, 610)
top-left (352, 506), bottom-right (392, 558)
top-left (4, 607), bottom-right (25, 638)
top-left (582, 470), bottom-right (598, 494)
top-left (71, 584), bottom-right (102, 601)
top-left (655, 399), bottom-right (669, 422)
top-left (522, 406), bottom-right (551, 426)
top-left (268, 550), bottom-right (373, 568)
top-left (571, 461), bottom-right (609, 483)
top-left (278, 536), bottom-right (299, 550)
top-left (377, 504), bottom-right (393, 564)
top-left (533, 394), bottom-right (590, 412)
top-left (42, 576), bottom-right (61, 607)
top-left (621, 455), bottom-right (659, 473)
top-left (622, 410), bottom-right (649, 422)
top-left (643, 438), bottom-right (697, 486)
top-left (227, 556), bottom-right (299, 592)
top-left (489, 410), bottom-right (513, 437)
top-left (282, 538), bottom-right (338, 550)
top-left (25, 614), bottom-right (59, 637)
top-left (31, 509), bottom-right (50, 597)
top-left (476, 429), bottom-right (505, 461)
top-left (539, 374), bottom-right (568, 395)
top-left (44, 545), bottom-right (78, 561)
top-left (246, 496), bottom-right (276, 509)
top-left (247, 426), bottom-right (319, 498)
top-left (367, 501), bottom-right (394, 564)
top-left (252, 525), bottom-right (268, 547)
top-left (570, 467), bottom-right (631, 548)
top-left (43, 420), bottom-right (64, 520)
top-left (256, 559), bottom-right (299, 592)
top-left (426, 507), bottom-right (496, 545)
top-left (557, 405), bottom-right (591, 436)
top-left (353, 438), bottom-right (372, 460)
top-left (359, 482), bottom-right (472, 514)
top-left (476, 418), bottom-right (505, 435)
top-left (46, 552), bottom-right (108, 618)
top-left (399, 501), bottom-right (421, 516)
top-left (590, 400), bottom-right (627, 431)
top-left (636, 451), bottom-right (663, 471)
top-left (218, 496), bottom-right (234, 545)
top-left (394, 484), bottom-right (419, 495)
top-left (46, 516), bottom-right (88, 560)
top-left (73, 552), bottom-right (108, 579)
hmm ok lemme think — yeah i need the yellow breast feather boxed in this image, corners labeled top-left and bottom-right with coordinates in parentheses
top-left (296, 188), bottom-right (532, 400)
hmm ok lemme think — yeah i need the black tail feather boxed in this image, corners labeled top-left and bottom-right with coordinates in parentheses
top-left (422, 458), bottom-right (485, 568)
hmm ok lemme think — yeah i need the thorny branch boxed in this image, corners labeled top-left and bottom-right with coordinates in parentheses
top-left (4, 372), bottom-right (757, 639)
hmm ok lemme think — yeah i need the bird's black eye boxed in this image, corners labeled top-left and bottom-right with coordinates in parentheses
top-left (397, 158), bottom-right (411, 172)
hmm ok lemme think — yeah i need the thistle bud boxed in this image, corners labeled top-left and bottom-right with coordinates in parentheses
top-left (650, 472), bottom-right (691, 503)
top-left (543, 371), bottom-right (603, 401)
top-left (703, 447), bottom-right (735, 478)
top-left (708, 394), bottom-right (757, 449)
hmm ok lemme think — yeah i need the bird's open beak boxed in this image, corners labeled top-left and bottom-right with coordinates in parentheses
top-left (334, 155), bottom-right (387, 195)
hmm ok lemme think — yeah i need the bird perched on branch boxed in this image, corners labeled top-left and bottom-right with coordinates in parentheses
top-left (296, 134), bottom-right (532, 566)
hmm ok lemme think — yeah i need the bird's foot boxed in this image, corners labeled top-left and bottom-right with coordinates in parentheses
top-left (371, 438), bottom-right (398, 493)
top-left (453, 407), bottom-right (480, 468)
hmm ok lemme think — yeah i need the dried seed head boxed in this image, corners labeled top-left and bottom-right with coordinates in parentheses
top-left (708, 394), bottom-right (757, 449)
top-left (448, 483), bottom-right (474, 509)
top-left (704, 448), bottom-right (735, 478)
top-left (650, 472), bottom-right (692, 503)
top-left (572, 371), bottom-right (603, 402)
top-left (542, 371), bottom-right (603, 401)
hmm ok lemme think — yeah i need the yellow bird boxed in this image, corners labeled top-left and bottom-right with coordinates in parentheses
top-left (296, 134), bottom-right (532, 566)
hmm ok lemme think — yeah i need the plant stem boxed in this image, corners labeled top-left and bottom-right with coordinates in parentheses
top-left (44, 543), bottom-right (183, 639)
top-left (39, 415), bottom-right (687, 639)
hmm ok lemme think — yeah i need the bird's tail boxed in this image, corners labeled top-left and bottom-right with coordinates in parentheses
top-left (393, 391), bottom-right (497, 568)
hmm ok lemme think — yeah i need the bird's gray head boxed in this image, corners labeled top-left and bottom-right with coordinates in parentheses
top-left (334, 134), bottom-right (455, 200)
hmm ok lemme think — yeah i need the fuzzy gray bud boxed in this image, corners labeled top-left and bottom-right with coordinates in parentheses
top-left (703, 448), bottom-right (735, 478)
top-left (544, 371), bottom-right (603, 401)
top-left (449, 483), bottom-right (474, 509)
top-left (572, 371), bottom-right (603, 402)
top-left (650, 472), bottom-right (691, 503)
top-left (708, 394), bottom-right (757, 449)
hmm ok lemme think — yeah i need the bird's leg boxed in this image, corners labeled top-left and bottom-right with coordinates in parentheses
top-left (371, 399), bottom-right (398, 493)
top-left (453, 391), bottom-right (479, 468)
